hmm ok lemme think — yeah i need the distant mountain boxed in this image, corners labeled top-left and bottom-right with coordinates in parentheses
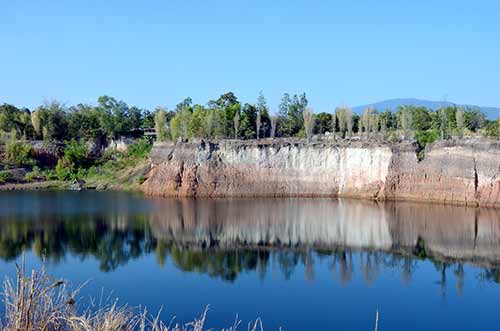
top-left (352, 98), bottom-right (499, 119)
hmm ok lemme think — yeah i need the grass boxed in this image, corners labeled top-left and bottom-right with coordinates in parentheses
top-left (1, 262), bottom-right (265, 331)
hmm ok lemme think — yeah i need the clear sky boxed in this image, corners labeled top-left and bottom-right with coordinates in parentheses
top-left (1, 0), bottom-right (499, 113)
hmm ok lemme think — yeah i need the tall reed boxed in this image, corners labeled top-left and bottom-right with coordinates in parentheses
top-left (1, 262), bottom-right (264, 331)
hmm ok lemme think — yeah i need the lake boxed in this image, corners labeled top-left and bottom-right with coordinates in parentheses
top-left (0, 191), bottom-right (499, 330)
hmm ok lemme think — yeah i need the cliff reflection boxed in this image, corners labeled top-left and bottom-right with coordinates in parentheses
top-left (1, 192), bottom-right (500, 289)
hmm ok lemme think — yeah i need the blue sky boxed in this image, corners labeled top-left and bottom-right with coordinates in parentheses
top-left (1, 0), bottom-right (499, 113)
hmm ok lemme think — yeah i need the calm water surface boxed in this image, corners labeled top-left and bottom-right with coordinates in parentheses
top-left (0, 191), bottom-right (500, 330)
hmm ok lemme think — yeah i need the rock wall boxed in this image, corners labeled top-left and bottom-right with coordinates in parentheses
top-left (141, 138), bottom-right (500, 206)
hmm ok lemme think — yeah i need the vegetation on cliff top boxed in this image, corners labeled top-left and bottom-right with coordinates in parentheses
top-left (0, 91), bottom-right (497, 188)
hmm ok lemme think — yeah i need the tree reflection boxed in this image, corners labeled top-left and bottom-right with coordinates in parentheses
top-left (0, 194), bottom-right (500, 295)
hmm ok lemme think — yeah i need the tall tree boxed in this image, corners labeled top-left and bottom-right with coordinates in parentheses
top-left (154, 109), bottom-right (167, 141)
top-left (233, 110), bottom-right (240, 139)
top-left (256, 91), bottom-right (267, 139)
top-left (303, 108), bottom-right (314, 143)
top-left (456, 108), bottom-right (464, 138)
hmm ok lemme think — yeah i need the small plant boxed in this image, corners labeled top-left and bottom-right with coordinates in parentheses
top-left (0, 171), bottom-right (12, 184)
top-left (55, 159), bottom-right (72, 181)
top-left (24, 166), bottom-right (44, 182)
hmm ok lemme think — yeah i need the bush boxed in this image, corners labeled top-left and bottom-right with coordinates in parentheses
top-left (24, 166), bottom-right (43, 182)
top-left (415, 129), bottom-right (440, 161)
top-left (0, 171), bottom-right (12, 184)
top-left (127, 138), bottom-right (152, 158)
top-left (483, 121), bottom-right (500, 139)
top-left (63, 139), bottom-right (88, 169)
top-left (4, 139), bottom-right (34, 166)
top-left (55, 159), bottom-right (72, 181)
top-left (415, 129), bottom-right (439, 150)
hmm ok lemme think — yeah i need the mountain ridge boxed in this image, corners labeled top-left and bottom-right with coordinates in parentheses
top-left (351, 98), bottom-right (499, 119)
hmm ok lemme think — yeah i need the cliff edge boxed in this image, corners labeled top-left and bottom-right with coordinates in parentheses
top-left (141, 138), bottom-right (500, 206)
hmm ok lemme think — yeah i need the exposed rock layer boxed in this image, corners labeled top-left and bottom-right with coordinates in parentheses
top-left (142, 139), bottom-right (500, 206)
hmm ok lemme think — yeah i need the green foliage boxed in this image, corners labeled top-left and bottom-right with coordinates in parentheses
top-left (4, 138), bottom-right (34, 166)
top-left (483, 121), bottom-right (500, 139)
top-left (24, 166), bottom-right (43, 181)
top-left (127, 138), bottom-right (152, 158)
top-left (314, 112), bottom-right (332, 134)
top-left (0, 104), bottom-right (34, 139)
top-left (36, 100), bottom-right (69, 141)
top-left (154, 108), bottom-right (168, 141)
top-left (0, 171), bottom-right (12, 184)
top-left (415, 129), bottom-right (440, 151)
top-left (464, 108), bottom-right (486, 132)
top-left (239, 104), bottom-right (258, 139)
top-left (63, 139), bottom-right (89, 169)
top-left (277, 93), bottom-right (308, 137)
top-left (415, 128), bottom-right (440, 161)
top-left (55, 159), bottom-right (72, 181)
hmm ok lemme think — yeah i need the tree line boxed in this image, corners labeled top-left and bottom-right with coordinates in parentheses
top-left (0, 92), bottom-right (496, 146)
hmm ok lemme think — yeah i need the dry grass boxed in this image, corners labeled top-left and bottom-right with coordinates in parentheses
top-left (1, 261), bottom-right (264, 331)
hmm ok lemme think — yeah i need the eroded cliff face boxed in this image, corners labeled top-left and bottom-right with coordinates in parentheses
top-left (143, 140), bottom-right (396, 198)
top-left (384, 140), bottom-right (500, 206)
top-left (141, 138), bottom-right (500, 206)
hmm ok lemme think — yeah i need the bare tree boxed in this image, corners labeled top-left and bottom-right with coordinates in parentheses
top-left (233, 111), bottom-right (240, 140)
top-left (401, 106), bottom-right (413, 139)
top-left (256, 91), bottom-right (266, 139)
top-left (439, 108), bottom-right (446, 140)
top-left (331, 112), bottom-right (337, 137)
top-left (303, 107), bottom-right (314, 143)
top-left (271, 116), bottom-right (277, 138)
top-left (31, 110), bottom-right (42, 138)
top-left (370, 111), bottom-right (380, 134)
top-left (335, 107), bottom-right (353, 138)
top-left (456, 108), bottom-right (464, 138)
top-left (256, 111), bottom-right (261, 139)
top-left (361, 107), bottom-right (374, 137)
top-left (346, 108), bottom-right (353, 137)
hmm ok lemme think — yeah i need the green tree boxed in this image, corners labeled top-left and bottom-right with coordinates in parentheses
top-left (239, 104), bottom-right (258, 139)
top-left (463, 107), bottom-right (486, 132)
top-left (315, 112), bottom-right (332, 134)
top-left (154, 108), bottom-right (168, 141)
top-left (36, 100), bottom-right (69, 141)
top-left (277, 92), bottom-right (308, 137)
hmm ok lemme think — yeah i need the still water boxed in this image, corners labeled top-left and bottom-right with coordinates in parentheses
top-left (0, 191), bottom-right (500, 330)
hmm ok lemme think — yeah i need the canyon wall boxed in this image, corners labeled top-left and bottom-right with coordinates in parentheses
top-left (141, 138), bottom-right (500, 206)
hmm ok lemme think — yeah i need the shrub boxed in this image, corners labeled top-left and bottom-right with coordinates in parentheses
top-left (415, 129), bottom-right (439, 150)
top-left (415, 129), bottom-right (440, 161)
top-left (63, 139), bottom-right (89, 169)
top-left (4, 139), bottom-right (34, 166)
top-left (55, 159), bottom-right (72, 181)
top-left (24, 166), bottom-right (43, 182)
top-left (0, 171), bottom-right (12, 184)
top-left (127, 138), bottom-right (152, 158)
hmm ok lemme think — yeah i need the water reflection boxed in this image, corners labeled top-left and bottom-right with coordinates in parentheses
top-left (1, 192), bottom-right (500, 289)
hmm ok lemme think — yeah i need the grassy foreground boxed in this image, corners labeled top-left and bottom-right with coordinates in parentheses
top-left (1, 264), bottom-right (264, 331)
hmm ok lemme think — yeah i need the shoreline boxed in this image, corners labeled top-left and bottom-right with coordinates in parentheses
top-left (2, 181), bottom-right (498, 210)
